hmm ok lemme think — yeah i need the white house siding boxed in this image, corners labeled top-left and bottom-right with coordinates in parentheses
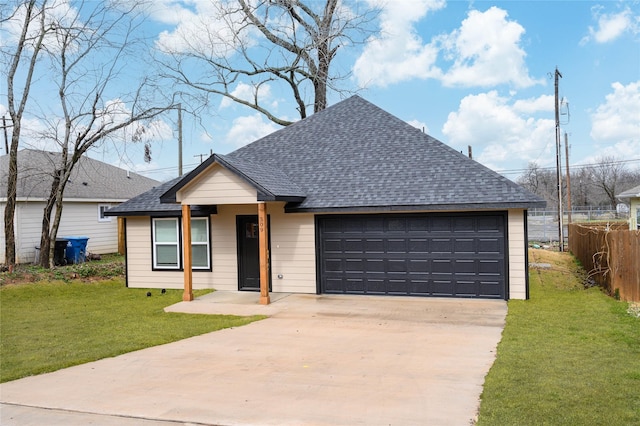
top-left (507, 209), bottom-right (527, 299)
top-left (177, 165), bottom-right (257, 205)
top-left (630, 198), bottom-right (639, 230)
top-left (267, 204), bottom-right (317, 293)
top-left (125, 216), bottom-right (215, 289)
top-left (3, 201), bottom-right (118, 264)
top-left (124, 203), bottom-right (317, 293)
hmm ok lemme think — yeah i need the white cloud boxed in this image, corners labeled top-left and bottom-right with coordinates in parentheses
top-left (590, 81), bottom-right (640, 159)
top-left (439, 7), bottom-right (542, 88)
top-left (406, 119), bottom-right (429, 133)
top-left (352, 0), bottom-right (445, 87)
top-left (442, 91), bottom-right (555, 170)
top-left (225, 114), bottom-right (281, 148)
top-left (154, 1), bottom-right (249, 56)
top-left (353, 4), bottom-right (542, 90)
top-left (513, 95), bottom-right (555, 114)
top-left (582, 7), bottom-right (638, 44)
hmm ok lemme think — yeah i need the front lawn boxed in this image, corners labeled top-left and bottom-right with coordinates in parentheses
top-left (0, 279), bottom-right (265, 383)
top-left (478, 249), bottom-right (640, 425)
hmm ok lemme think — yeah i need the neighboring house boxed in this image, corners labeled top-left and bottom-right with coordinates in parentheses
top-left (0, 149), bottom-right (159, 264)
top-left (617, 184), bottom-right (640, 230)
top-left (107, 96), bottom-right (545, 302)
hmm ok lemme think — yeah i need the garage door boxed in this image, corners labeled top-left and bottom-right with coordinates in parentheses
top-left (317, 213), bottom-right (506, 299)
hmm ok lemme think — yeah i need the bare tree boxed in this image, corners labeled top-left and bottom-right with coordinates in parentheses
top-left (588, 156), bottom-right (627, 209)
top-left (3, 1), bottom-right (172, 267)
top-left (517, 161), bottom-right (557, 207)
top-left (157, 0), bottom-right (375, 126)
top-left (2, 0), bottom-right (50, 270)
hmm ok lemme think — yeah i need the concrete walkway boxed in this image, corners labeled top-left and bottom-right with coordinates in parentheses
top-left (1, 293), bottom-right (507, 426)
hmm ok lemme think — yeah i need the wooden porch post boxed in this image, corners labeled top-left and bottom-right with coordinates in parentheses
top-left (258, 202), bottom-right (270, 305)
top-left (182, 204), bottom-right (193, 301)
top-left (117, 217), bottom-right (126, 255)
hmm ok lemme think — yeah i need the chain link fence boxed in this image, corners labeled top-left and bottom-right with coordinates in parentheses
top-left (527, 207), bottom-right (629, 243)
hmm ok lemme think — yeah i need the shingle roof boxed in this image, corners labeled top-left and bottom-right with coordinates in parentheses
top-left (105, 178), bottom-right (183, 216)
top-left (0, 149), bottom-right (159, 201)
top-left (108, 96), bottom-right (545, 215)
top-left (226, 95), bottom-right (545, 211)
top-left (617, 184), bottom-right (640, 199)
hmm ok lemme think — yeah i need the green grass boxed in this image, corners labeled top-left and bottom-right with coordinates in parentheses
top-left (478, 250), bottom-right (640, 425)
top-left (0, 279), bottom-right (265, 383)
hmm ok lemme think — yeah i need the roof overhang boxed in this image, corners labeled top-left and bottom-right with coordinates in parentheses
top-left (285, 201), bottom-right (547, 213)
top-left (104, 205), bottom-right (217, 217)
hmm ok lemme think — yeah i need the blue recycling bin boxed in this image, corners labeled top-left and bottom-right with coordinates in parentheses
top-left (64, 236), bottom-right (89, 264)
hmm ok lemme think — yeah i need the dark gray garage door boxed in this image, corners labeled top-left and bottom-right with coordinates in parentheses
top-left (317, 213), bottom-right (506, 299)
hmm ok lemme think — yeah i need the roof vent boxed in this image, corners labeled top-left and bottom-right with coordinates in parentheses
top-left (82, 182), bottom-right (88, 186)
top-left (127, 170), bottom-right (130, 179)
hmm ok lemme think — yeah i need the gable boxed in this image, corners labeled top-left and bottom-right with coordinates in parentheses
top-left (176, 163), bottom-right (258, 205)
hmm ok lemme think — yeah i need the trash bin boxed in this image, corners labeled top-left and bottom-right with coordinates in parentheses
top-left (54, 239), bottom-right (69, 266)
top-left (64, 236), bottom-right (89, 264)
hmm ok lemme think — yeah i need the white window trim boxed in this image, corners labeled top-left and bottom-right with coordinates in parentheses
top-left (151, 216), bottom-right (211, 271)
top-left (98, 204), bottom-right (112, 222)
top-left (152, 218), bottom-right (181, 270)
top-left (191, 217), bottom-right (211, 270)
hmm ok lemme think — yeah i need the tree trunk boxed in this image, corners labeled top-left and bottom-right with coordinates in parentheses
top-left (47, 175), bottom-right (68, 268)
top-left (38, 171), bottom-right (61, 268)
top-left (3, 126), bottom-right (20, 270)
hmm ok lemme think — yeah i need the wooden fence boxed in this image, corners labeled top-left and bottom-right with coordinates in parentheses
top-left (568, 223), bottom-right (640, 302)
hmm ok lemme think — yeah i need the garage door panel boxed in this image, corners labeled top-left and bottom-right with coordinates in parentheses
top-left (408, 238), bottom-right (428, 252)
top-left (431, 238), bottom-right (453, 253)
top-left (478, 238), bottom-right (502, 254)
top-left (454, 238), bottom-right (475, 253)
top-left (365, 259), bottom-right (385, 273)
top-left (455, 280), bottom-right (478, 296)
top-left (453, 217), bottom-right (475, 232)
top-left (364, 239), bottom-right (385, 253)
top-left (318, 213), bottom-right (506, 299)
top-left (344, 239), bottom-right (364, 253)
top-left (431, 217), bottom-right (452, 232)
top-left (387, 238), bottom-right (407, 253)
top-left (388, 279), bottom-right (409, 294)
top-left (323, 258), bottom-right (343, 272)
top-left (365, 279), bottom-right (386, 294)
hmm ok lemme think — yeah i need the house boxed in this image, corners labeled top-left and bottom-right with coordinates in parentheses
top-left (0, 149), bottom-right (159, 264)
top-left (617, 184), bottom-right (640, 230)
top-left (106, 96), bottom-right (545, 303)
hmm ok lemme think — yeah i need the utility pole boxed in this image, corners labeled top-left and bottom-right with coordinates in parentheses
top-left (554, 67), bottom-right (564, 252)
top-left (177, 103), bottom-right (183, 176)
top-left (2, 117), bottom-right (12, 154)
top-left (564, 132), bottom-right (572, 225)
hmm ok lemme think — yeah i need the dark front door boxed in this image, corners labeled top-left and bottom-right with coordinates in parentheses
top-left (237, 215), bottom-right (271, 291)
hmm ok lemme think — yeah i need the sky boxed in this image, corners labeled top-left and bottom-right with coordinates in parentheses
top-left (2, 0), bottom-right (639, 183)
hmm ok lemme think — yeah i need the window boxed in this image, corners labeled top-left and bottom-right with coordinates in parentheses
top-left (153, 218), bottom-right (180, 269)
top-left (191, 218), bottom-right (210, 269)
top-left (98, 204), bottom-right (112, 222)
top-left (151, 217), bottom-right (211, 270)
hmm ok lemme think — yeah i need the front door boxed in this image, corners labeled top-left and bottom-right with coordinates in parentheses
top-left (237, 215), bottom-right (271, 291)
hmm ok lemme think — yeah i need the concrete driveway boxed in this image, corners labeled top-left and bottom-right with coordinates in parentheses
top-left (0, 293), bottom-right (506, 426)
